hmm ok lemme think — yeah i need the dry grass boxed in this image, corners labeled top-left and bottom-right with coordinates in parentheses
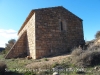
top-left (25, 54), bottom-right (72, 69)
top-left (71, 48), bottom-right (84, 56)
top-left (71, 46), bottom-right (100, 67)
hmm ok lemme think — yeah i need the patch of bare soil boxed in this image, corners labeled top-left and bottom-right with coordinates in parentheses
top-left (26, 54), bottom-right (72, 69)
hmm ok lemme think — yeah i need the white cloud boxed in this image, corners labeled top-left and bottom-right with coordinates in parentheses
top-left (0, 29), bottom-right (18, 47)
top-left (0, 40), bottom-right (6, 48)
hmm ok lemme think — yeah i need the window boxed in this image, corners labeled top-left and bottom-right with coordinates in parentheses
top-left (60, 21), bottom-right (66, 31)
top-left (61, 21), bottom-right (63, 31)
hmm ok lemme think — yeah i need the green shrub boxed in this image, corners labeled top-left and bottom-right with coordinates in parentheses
top-left (5, 39), bottom-right (16, 51)
top-left (52, 62), bottom-right (59, 68)
top-left (43, 58), bottom-right (49, 61)
top-left (1, 50), bottom-right (9, 54)
top-left (0, 61), bottom-right (7, 72)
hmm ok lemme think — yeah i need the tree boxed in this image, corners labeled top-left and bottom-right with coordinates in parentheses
top-left (95, 31), bottom-right (100, 38)
top-left (5, 39), bottom-right (16, 50)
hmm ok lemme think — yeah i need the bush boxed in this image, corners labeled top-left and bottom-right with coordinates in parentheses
top-left (71, 48), bottom-right (84, 56)
top-left (88, 44), bottom-right (100, 51)
top-left (5, 39), bottom-right (16, 50)
top-left (1, 50), bottom-right (9, 54)
top-left (43, 58), bottom-right (48, 61)
top-left (71, 48), bottom-right (100, 67)
top-left (95, 31), bottom-right (100, 38)
top-left (52, 62), bottom-right (59, 68)
top-left (0, 61), bottom-right (7, 72)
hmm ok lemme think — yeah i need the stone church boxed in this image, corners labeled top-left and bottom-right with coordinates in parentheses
top-left (5, 6), bottom-right (84, 59)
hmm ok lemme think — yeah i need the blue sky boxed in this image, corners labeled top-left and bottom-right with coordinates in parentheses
top-left (0, 0), bottom-right (100, 47)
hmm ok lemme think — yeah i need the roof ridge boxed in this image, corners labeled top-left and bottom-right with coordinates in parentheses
top-left (32, 6), bottom-right (63, 11)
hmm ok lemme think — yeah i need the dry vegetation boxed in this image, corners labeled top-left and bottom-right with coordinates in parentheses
top-left (71, 47), bottom-right (100, 67)
top-left (0, 61), bottom-right (7, 72)
top-left (1, 44), bottom-right (100, 75)
top-left (26, 54), bottom-right (72, 69)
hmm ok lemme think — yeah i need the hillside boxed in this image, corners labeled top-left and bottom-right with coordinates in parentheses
top-left (94, 38), bottom-right (100, 45)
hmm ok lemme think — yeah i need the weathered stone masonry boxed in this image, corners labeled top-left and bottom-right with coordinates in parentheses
top-left (5, 6), bottom-right (84, 59)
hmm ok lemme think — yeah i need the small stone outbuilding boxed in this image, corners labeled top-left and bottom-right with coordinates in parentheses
top-left (5, 6), bottom-right (84, 59)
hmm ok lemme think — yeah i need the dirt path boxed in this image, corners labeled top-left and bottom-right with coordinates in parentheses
top-left (26, 54), bottom-right (72, 69)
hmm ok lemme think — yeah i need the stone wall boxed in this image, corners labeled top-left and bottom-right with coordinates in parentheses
top-left (35, 6), bottom-right (84, 58)
top-left (19, 12), bottom-right (36, 59)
